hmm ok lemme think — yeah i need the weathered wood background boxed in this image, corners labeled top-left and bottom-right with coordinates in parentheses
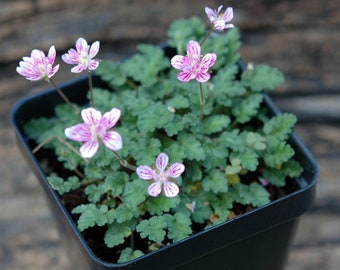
top-left (1, 0), bottom-right (339, 269)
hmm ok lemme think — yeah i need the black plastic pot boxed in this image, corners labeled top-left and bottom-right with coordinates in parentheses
top-left (11, 76), bottom-right (319, 270)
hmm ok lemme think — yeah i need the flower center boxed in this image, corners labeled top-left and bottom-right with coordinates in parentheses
top-left (79, 52), bottom-right (89, 66)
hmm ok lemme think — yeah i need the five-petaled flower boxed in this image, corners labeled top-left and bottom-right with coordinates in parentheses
top-left (62, 37), bottom-right (100, 73)
top-left (205, 5), bottom-right (234, 32)
top-left (136, 153), bottom-right (185, 198)
top-left (16, 46), bottom-right (59, 81)
top-left (65, 108), bottom-right (122, 158)
top-left (171, 40), bottom-right (216, 83)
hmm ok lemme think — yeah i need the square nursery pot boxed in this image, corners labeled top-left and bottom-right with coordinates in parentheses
top-left (11, 75), bottom-right (319, 270)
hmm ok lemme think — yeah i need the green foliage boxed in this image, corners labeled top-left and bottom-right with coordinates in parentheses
top-left (72, 204), bottom-right (111, 231)
top-left (225, 158), bottom-right (242, 175)
top-left (202, 171), bottom-right (229, 194)
top-left (263, 113), bottom-right (297, 141)
top-left (167, 16), bottom-right (207, 54)
top-left (232, 93), bottom-right (263, 123)
top-left (47, 176), bottom-right (81, 195)
top-left (137, 102), bottom-right (174, 133)
top-left (22, 11), bottom-right (304, 263)
top-left (118, 248), bottom-right (144, 263)
top-left (122, 44), bottom-right (170, 87)
top-left (164, 213), bottom-right (192, 241)
top-left (136, 216), bottom-right (167, 243)
top-left (122, 179), bottom-right (149, 209)
top-left (246, 132), bottom-right (266, 151)
top-left (177, 133), bottom-right (206, 161)
top-left (231, 183), bottom-right (270, 207)
top-left (147, 196), bottom-right (181, 215)
top-left (95, 60), bottom-right (127, 88)
top-left (263, 160), bottom-right (303, 186)
top-left (202, 115), bottom-right (230, 135)
top-left (242, 64), bottom-right (285, 92)
top-left (264, 141), bottom-right (295, 168)
top-left (104, 220), bottom-right (137, 248)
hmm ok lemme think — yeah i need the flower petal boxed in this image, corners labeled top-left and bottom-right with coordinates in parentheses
top-left (88, 60), bottom-right (100, 71)
top-left (79, 139), bottom-right (99, 158)
top-left (196, 72), bottom-right (211, 83)
top-left (223, 7), bottom-right (234, 22)
top-left (62, 49), bottom-right (79, 65)
top-left (64, 123), bottom-right (91, 142)
top-left (89, 41), bottom-right (100, 58)
top-left (171, 55), bottom-right (185, 70)
top-left (70, 65), bottom-right (84, 73)
top-left (167, 163), bottom-right (185, 178)
top-left (48, 64), bottom-right (60, 78)
top-left (47, 46), bottom-right (57, 64)
top-left (177, 71), bottom-right (194, 82)
top-left (148, 182), bottom-right (162, 197)
top-left (76, 37), bottom-right (88, 53)
top-left (101, 131), bottom-right (123, 151)
top-left (204, 7), bottom-right (216, 21)
top-left (186, 40), bottom-right (201, 58)
top-left (136, 166), bottom-right (156, 180)
top-left (101, 108), bottom-right (121, 129)
top-left (31, 49), bottom-right (45, 61)
top-left (163, 182), bottom-right (179, 198)
top-left (81, 108), bottom-right (101, 125)
top-left (201, 53), bottom-right (217, 69)
top-left (156, 153), bottom-right (169, 172)
top-left (224, 23), bottom-right (234, 30)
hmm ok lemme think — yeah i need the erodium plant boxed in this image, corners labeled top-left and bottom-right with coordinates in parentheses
top-left (17, 5), bottom-right (303, 263)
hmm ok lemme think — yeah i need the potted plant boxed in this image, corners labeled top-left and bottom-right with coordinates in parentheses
top-left (11, 5), bottom-right (318, 270)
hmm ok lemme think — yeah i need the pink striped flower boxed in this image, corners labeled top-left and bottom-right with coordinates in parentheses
top-left (205, 6), bottom-right (234, 32)
top-left (16, 46), bottom-right (59, 81)
top-left (65, 108), bottom-right (122, 158)
top-left (171, 40), bottom-right (216, 83)
top-left (136, 153), bottom-right (185, 198)
top-left (62, 37), bottom-right (100, 73)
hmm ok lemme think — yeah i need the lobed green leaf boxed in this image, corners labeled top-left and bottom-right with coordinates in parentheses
top-left (136, 216), bottom-right (167, 243)
top-left (118, 248), bottom-right (144, 263)
top-left (164, 213), bottom-right (192, 242)
top-left (72, 204), bottom-right (110, 231)
top-left (47, 176), bottom-right (81, 195)
top-left (242, 64), bottom-right (285, 92)
top-left (104, 220), bottom-right (137, 248)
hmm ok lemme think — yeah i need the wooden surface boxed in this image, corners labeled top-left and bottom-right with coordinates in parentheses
top-left (1, 1), bottom-right (339, 269)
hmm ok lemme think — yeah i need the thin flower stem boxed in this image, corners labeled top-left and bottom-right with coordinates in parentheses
top-left (111, 150), bottom-right (137, 171)
top-left (199, 82), bottom-right (205, 121)
top-left (88, 71), bottom-right (95, 108)
top-left (32, 135), bottom-right (88, 164)
top-left (200, 27), bottom-right (213, 46)
top-left (130, 232), bottom-right (135, 250)
top-left (49, 78), bottom-right (78, 113)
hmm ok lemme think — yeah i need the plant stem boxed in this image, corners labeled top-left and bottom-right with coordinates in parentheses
top-left (199, 82), bottom-right (205, 121)
top-left (88, 71), bottom-right (95, 108)
top-left (49, 78), bottom-right (78, 113)
top-left (200, 27), bottom-right (213, 46)
top-left (130, 232), bottom-right (135, 250)
top-left (32, 135), bottom-right (88, 164)
top-left (111, 150), bottom-right (137, 171)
